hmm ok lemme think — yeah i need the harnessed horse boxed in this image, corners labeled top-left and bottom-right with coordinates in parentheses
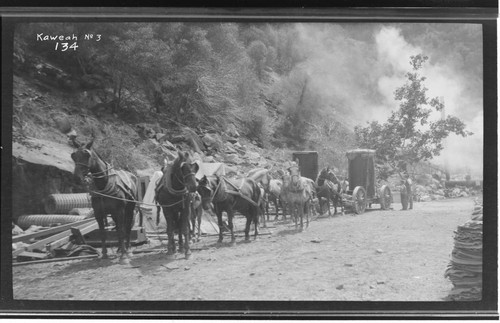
top-left (247, 168), bottom-right (272, 226)
top-left (71, 140), bottom-right (138, 264)
top-left (155, 151), bottom-right (199, 259)
top-left (316, 167), bottom-right (345, 216)
top-left (280, 164), bottom-right (315, 231)
top-left (247, 168), bottom-right (285, 223)
top-left (197, 175), bottom-right (261, 244)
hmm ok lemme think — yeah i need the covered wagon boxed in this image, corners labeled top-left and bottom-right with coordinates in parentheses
top-left (343, 149), bottom-right (392, 214)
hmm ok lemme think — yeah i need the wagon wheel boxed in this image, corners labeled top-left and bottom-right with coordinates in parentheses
top-left (352, 186), bottom-right (367, 214)
top-left (379, 185), bottom-right (392, 210)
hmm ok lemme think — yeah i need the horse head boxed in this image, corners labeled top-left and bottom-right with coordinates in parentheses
top-left (326, 168), bottom-right (340, 184)
top-left (172, 151), bottom-right (199, 192)
top-left (317, 167), bottom-right (330, 186)
top-left (248, 168), bottom-right (271, 191)
top-left (70, 140), bottom-right (96, 184)
top-left (288, 164), bottom-right (302, 188)
top-left (197, 175), bottom-right (214, 211)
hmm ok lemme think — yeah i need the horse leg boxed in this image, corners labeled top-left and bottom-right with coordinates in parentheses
top-left (196, 208), bottom-right (202, 242)
top-left (298, 202), bottom-right (304, 232)
top-left (254, 206), bottom-right (259, 240)
top-left (94, 210), bottom-right (108, 259)
top-left (293, 203), bottom-right (298, 230)
top-left (211, 204), bottom-right (223, 244)
top-left (244, 213), bottom-right (251, 241)
top-left (274, 197), bottom-right (279, 221)
top-left (265, 193), bottom-right (270, 222)
top-left (164, 207), bottom-right (176, 258)
top-left (189, 204), bottom-right (195, 243)
top-left (124, 203), bottom-right (135, 258)
top-left (182, 207), bottom-right (191, 259)
top-left (178, 214), bottom-right (184, 254)
top-left (306, 199), bottom-right (308, 228)
top-left (227, 209), bottom-right (236, 245)
top-left (260, 200), bottom-right (267, 228)
top-left (112, 207), bottom-right (129, 263)
top-left (326, 196), bottom-right (332, 217)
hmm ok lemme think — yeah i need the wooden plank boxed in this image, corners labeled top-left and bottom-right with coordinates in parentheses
top-left (13, 254), bottom-right (98, 267)
top-left (12, 218), bottom-right (95, 243)
top-left (17, 251), bottom-right (49, 260)
top-left (13, 221), bottom-right (97, 256)
top-left (70, 228), bottom-right (86, 245)
top-left (45, 222), bottom-right (98, 253)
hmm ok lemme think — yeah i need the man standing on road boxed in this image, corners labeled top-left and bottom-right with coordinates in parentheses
top-left (403, 172), bottom-right (413, 210)
top-left (400, 180), bottom-right (408, 210)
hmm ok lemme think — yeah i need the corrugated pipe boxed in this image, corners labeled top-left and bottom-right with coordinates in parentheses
top-left (17, 214), bottom-right (87, 230)
top-left (44, 193), bottom-right (91, 214)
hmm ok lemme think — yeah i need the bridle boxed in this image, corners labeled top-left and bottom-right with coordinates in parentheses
top-left (74, 149), bottom-right (114, 179)
top-left (289, 166), bottom-right (301, 184)
top-left (173, 161), bottom-right (197, 189)
top-left (199, 177), bottom-right (223, 204)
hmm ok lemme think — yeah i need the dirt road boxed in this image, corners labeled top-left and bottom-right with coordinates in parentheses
top-left (13, 197), bottom-right (476, 301)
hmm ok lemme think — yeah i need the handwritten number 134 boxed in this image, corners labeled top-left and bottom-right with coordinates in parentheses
top-left (55, 42), bottom-right (79, 51)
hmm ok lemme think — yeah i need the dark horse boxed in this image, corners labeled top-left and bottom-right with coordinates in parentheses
top-left (316, 167), bottom-right (344, 216)
top-left (155, 151), bottom-right (199, 259)
top-left (197, 175), bottom-right (261, 244)
top-left (71, 140), bottom-right (138, 264)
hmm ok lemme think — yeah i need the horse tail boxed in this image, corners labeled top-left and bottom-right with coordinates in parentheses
top-left (252, 180), bottom-right (262, 206)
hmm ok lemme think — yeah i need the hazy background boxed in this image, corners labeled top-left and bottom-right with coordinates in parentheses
top-left (291, 23), bottom-right (483, 177)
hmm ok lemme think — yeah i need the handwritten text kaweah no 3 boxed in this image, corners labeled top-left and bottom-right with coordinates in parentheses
top-left (36, 33), bottom-right (102, 52)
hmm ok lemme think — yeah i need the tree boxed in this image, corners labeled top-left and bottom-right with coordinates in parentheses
top-left (354, 54), bottom-right (472, 179)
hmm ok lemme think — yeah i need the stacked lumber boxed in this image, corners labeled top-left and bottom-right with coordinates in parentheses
top-left (13, 192), bottom-right (96, 264)
top-left (444, 201), bottom-right (483, 301)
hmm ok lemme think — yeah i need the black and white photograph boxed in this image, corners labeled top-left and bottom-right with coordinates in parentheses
top-left (1, 5), bottom-right (497, 319)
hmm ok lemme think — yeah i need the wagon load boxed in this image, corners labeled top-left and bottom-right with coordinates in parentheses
top-left (444, 201), bottom-right (483, 301)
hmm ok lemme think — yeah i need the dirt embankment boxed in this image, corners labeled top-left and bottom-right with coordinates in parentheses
top-left (13, 197), bottom-right (475, 301)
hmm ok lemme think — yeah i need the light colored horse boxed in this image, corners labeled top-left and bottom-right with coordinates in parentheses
top-left (247, 168), bottom-right (271, 191)
top-left (280, 165), bottom-right (315, 231)
top-left (247, 168), bottom-right (274, 224)
top-left (268, 178), bottom-right (283, 220)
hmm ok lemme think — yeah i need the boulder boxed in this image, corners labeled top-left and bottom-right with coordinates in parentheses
top-left (160, 140), bottom-right (177, 151)
top-left (156, 133), bottom-right (167, 142)
top-left (224, 153), bottom-right (243, 165)
top-left (226, 124), bottom-right (240, 138)
top-left (224, 143), bottom-right (238, 154)
top-left (182, 128), bottom-right (204, 153)
top-left (203, 155), bottom-right (216, 163)
top-left (202, 133), bottom-right (223, 151)
top-left (245, 151), bottom-right (261, 160)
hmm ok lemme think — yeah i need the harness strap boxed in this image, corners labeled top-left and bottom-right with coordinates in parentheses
top-left (225, 189), bottom-right (260, 207)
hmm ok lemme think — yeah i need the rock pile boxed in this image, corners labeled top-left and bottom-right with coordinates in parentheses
top-left (444, 200), bottom-right (483, 301)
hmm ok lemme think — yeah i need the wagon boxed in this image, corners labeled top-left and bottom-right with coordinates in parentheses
top-left (291, 151), bottom-right (318, 181)
top-left (343, 149), bottom-right (392, 214)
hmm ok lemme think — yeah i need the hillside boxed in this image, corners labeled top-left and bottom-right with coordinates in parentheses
top-left (10, 51), bottom-right (354, 219)
top-left (11, 21), bottom-right (482, 220)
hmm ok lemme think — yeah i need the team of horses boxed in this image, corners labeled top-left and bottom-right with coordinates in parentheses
top-left (71, 143), bottom-right (346, 263)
